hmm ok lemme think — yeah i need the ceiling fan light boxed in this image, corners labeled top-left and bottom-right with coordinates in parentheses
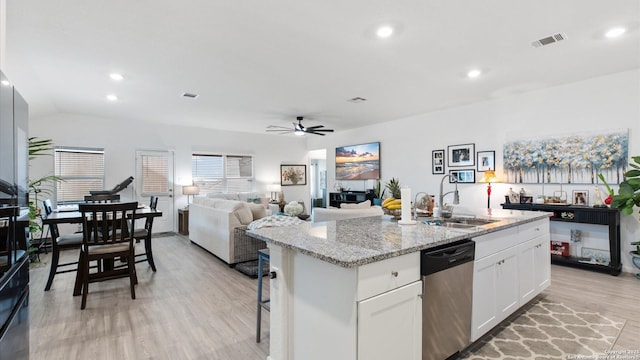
top-left (295, 130), bottom-right (305, 136)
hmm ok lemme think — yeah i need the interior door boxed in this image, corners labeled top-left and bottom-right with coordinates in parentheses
top-left (136, 150), bottom-right (174, 233)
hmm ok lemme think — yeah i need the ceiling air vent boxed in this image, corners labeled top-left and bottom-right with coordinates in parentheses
top-left (182, 92), bottom-right (199, 99)
top-left (531, 33), bottom-right (567, 48)
top-left (347, 97), bottom-right (367, 103)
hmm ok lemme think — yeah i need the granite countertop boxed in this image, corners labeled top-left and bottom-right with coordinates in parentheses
top-left (247, 208), bottom-right (551, 268)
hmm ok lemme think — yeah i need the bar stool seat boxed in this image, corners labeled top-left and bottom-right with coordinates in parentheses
top-left (256, 248), bottom-right (270, 343)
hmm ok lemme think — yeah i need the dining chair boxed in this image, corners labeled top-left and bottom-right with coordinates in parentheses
top-left (132, 196), bottom-right (158, 271)
top-left (75, 202), bottom-right (138, 309)
top-left (43, 199), bottom-right (85, 291)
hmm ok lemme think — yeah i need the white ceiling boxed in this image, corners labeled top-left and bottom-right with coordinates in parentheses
top-left (4, 0), bottom-right (640, 135)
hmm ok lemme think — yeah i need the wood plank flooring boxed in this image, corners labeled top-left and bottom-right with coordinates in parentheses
top-left (29, 234), bottom-right (640, 359)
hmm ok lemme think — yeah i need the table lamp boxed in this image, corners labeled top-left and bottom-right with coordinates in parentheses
top-left (267, 183), bottom-right (281, 203)
top-left (481, 170), bottom-right (497, 208)
top-left (182, 185), bottom-right (200, 208)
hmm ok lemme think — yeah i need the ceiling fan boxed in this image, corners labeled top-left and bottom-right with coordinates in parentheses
top-left (266, 116), bottom-right (334, 136)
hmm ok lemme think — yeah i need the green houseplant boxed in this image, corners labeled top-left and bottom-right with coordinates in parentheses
top-left (27, 137), bottom-right (62, 261)
top-left (372, 180), bottom-right (385, 205)
top-left (609, 155), bottom-right (640, 277)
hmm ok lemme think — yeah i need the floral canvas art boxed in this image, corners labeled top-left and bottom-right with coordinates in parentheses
top-left (281, 165), bottom-right (306, 186)
top-left (503, 130), bottom-right (628, 184)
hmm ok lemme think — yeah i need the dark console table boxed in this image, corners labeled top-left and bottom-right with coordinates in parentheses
top-left (502, 203), bottom-right (621, 275)
top-left (329, 191), bottom-right (372, 208)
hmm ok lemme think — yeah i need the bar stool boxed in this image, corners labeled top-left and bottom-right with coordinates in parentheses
top-left (256, 248), bottom-right (270, 343)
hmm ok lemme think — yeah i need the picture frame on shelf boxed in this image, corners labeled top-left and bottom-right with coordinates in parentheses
top-left (580, 247), bottom-right (610, 265)
top-left (519, 196), bottom-right (533, 204)
top-left (448, 143), bottom-right (475, 167)
top-left (449, 169), bottom-right (475, 183)
top-left (476, 150), bottom-right (495, 172)
top-left (573, 190), bottom-right (589, 206)
top-left (280, 164), bottom-right (307, 186)
top-left (432, 149), bottom-right (445, 174)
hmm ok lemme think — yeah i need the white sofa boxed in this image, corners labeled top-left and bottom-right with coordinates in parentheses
top-left (189, 194), bottom-right (268, 265)
top-left (312, 206), bottom-right (383, 222)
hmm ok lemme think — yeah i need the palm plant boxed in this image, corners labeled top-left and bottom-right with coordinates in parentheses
top-left (28, 137), bottom-right (62, 246)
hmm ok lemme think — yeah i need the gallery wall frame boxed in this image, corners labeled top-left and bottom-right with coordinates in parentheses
top-left (449, 169), bottom-right (475, 183)
top-left (280, 164), bottom-right (307, 186)
top-left (477, 150), bottom-right (495, 172)
top-left (448, 143), bottom-right (475, 167)
top-left (573, 190), bottom-right (589, 206)
top-left (432, 149), bottom-right (445, 174)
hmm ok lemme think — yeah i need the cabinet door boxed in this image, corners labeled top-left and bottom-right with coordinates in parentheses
top-left (358, 281), bottom-right (422, 360)
top-left (534, 236), bottom-right (551, 292)
top-left (471, 254), bottom-right (498, 342)
top-left (518, 239), bottom-right (537, 304)
top-left (496, 250), bottom-right (519, 320)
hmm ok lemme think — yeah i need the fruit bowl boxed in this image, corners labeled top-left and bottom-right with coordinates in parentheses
top-left (383, 207), bottom-right (402, 220)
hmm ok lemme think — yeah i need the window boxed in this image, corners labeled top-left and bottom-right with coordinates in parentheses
top-left (54, 147), bottom-right (105, 203)
top-left (192, 154), bottom-right (253, 194)
top-left (141, 154), bottom-right (168, 195)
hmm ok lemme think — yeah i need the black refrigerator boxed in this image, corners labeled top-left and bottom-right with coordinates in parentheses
top-left (0, 69), bottom-right (30, 359)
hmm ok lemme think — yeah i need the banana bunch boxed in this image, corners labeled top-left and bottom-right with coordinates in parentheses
top-left (382, 197), bottom-right (402, 210)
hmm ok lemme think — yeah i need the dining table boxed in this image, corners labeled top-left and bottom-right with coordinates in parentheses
top-left (42, 206), bottom-right (163, 271)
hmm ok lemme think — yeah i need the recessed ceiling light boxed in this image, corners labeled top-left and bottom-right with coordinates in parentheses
top-left (605, 27), bottom-right (626, 39)
top-left (106, 94), bottom-right (118, 101)
top-left (467, 69), bottom-right (482, 78)
top-left (109, 73), bottom-right (124, 81)
top-left (376, 26), bottom-right (394, 38)
top-left (0, 80), bottom-right (10, 86)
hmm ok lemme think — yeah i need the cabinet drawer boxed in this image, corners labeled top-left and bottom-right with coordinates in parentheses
top-left (357, 252), bottom-right (420, 301)
top-left (518, 219), bottom-right (549, 241)
top-left (473, 226), bottom-right (519, 260)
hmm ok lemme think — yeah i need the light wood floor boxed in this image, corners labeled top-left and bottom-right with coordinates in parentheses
top-left (29, 235), bottom-right (640, 359)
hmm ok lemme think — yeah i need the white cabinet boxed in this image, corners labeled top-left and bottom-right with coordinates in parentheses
top-left (471, 219), bottom-right (551, 342)
top-left (358, 281), bottom-right (422, 360)
top-left (518, 235), bottom-right (551, 304)
top-left (471, 245), bottom-right (519, 341)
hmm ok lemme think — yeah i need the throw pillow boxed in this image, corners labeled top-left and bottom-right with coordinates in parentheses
top-left (248, 203), bottom-right (267, 220)
top-left (340, 200), bottom-right (371, 209)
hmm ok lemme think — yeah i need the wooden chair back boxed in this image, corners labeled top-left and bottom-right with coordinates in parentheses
top-left (78, 202), bottom-right (137, 246)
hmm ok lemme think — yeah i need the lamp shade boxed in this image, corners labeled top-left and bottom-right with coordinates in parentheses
top-left (182, 185), bottom-right (200, 195)
top-left (481, 170), bottom-right (497, 183)
top-left (267, 183), bottom-right (281, 192)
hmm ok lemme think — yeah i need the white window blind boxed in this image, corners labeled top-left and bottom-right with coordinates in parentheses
top-left (192, 154), bottom-right (253, 194)
top-left (54, 147), bottom-right (105, 203)
top-left (141, 155), bottom-right (168, 194)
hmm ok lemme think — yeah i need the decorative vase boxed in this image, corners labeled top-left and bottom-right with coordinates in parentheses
top-left (373, 198), bottom-right (382, 206)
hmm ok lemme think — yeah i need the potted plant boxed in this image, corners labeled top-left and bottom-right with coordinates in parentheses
top-left (372, 180), bottom-right (385, 206)
top-left (609, 155), bottom-right (640, 278)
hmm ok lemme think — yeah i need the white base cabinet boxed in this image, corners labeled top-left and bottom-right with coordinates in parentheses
top-left (358, 281), bottom-right (422, 360)
top-left (471, 219), bottom-right (550, 342)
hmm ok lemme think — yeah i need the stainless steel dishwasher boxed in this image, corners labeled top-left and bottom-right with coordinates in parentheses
top-left (421, 239), bottom-right (475, 360)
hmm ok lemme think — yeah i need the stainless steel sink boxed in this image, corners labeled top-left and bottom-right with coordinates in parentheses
top-left (422, 217), bottom-right (499, 229)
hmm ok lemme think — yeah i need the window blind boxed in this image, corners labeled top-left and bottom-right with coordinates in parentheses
top-left (141, 155), bottom-right (168, 194)
top-left (54, 147), bottom-right (105, 203)
top-left (192, 154), bottom-right (253, 194)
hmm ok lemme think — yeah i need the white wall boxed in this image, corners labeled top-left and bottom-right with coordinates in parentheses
top-left (29, 112), bottom-right (310, 227)
top-left (308, 69), bottom-right (640, 273)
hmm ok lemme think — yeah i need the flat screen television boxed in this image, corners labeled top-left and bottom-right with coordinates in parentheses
top-left (335, 142), bottom-right (380, 180)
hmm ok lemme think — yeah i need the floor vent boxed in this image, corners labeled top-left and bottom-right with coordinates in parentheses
top-left (531, 33), bottom-right (567, 48)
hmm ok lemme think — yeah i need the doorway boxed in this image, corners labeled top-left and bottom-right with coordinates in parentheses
top-left (135, 150), bottom-right (175, 233)
top-left (308, 149), bottom-right (327, 210)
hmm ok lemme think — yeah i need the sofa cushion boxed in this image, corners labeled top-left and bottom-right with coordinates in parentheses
top-left (248, 203), bottom-right (267, 220)
top-left (207, 193), bottom-right (241, 200)
top-left (214, 200), bottom-right (254, 225)
top-left (340, 200), bottom-right (371, 209)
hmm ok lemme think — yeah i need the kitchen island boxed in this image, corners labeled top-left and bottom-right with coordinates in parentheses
top-left (248, 208), bottom-right (551, 360)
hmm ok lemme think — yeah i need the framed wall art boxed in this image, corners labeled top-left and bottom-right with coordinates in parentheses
top-left (477, 150), bottom-right (495, 172)
top-left (448, 143), bottom-right (475, 167)
top-left (449, 169), bottom-right (475, 183)
top-left (432, 149), bottom-right (445, 174)
top-left (280, 164), bottom-right (307, 186)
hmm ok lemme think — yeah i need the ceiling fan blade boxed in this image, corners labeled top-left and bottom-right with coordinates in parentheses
top-left (308, 129), bottom-right (334, 132)
top-left (305, 125), bottom-right (324, 130)
top-left (266, 129), bottom-right (294, 133)
top-left (267, 125), bottom-right (292, 130)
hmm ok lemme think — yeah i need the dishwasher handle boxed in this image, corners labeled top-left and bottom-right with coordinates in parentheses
top-left (421, 240), bottom-right (475, 275)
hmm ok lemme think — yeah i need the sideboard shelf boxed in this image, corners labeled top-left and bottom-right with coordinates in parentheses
top-left (501, 203), bottom-right (621, 275)
top-left (329, 191), bottom-right (372, 208)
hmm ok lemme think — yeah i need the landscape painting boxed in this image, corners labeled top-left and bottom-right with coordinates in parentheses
top-left (503, 130), bottom-right (628, 184)
top-left (335, 142), bottom-right (380, 180)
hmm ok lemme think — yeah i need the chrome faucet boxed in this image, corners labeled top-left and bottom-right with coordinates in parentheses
top-left (438, 174), bottom-right (460, 215)
top-left (413, 191), bottom-right (428, 220)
